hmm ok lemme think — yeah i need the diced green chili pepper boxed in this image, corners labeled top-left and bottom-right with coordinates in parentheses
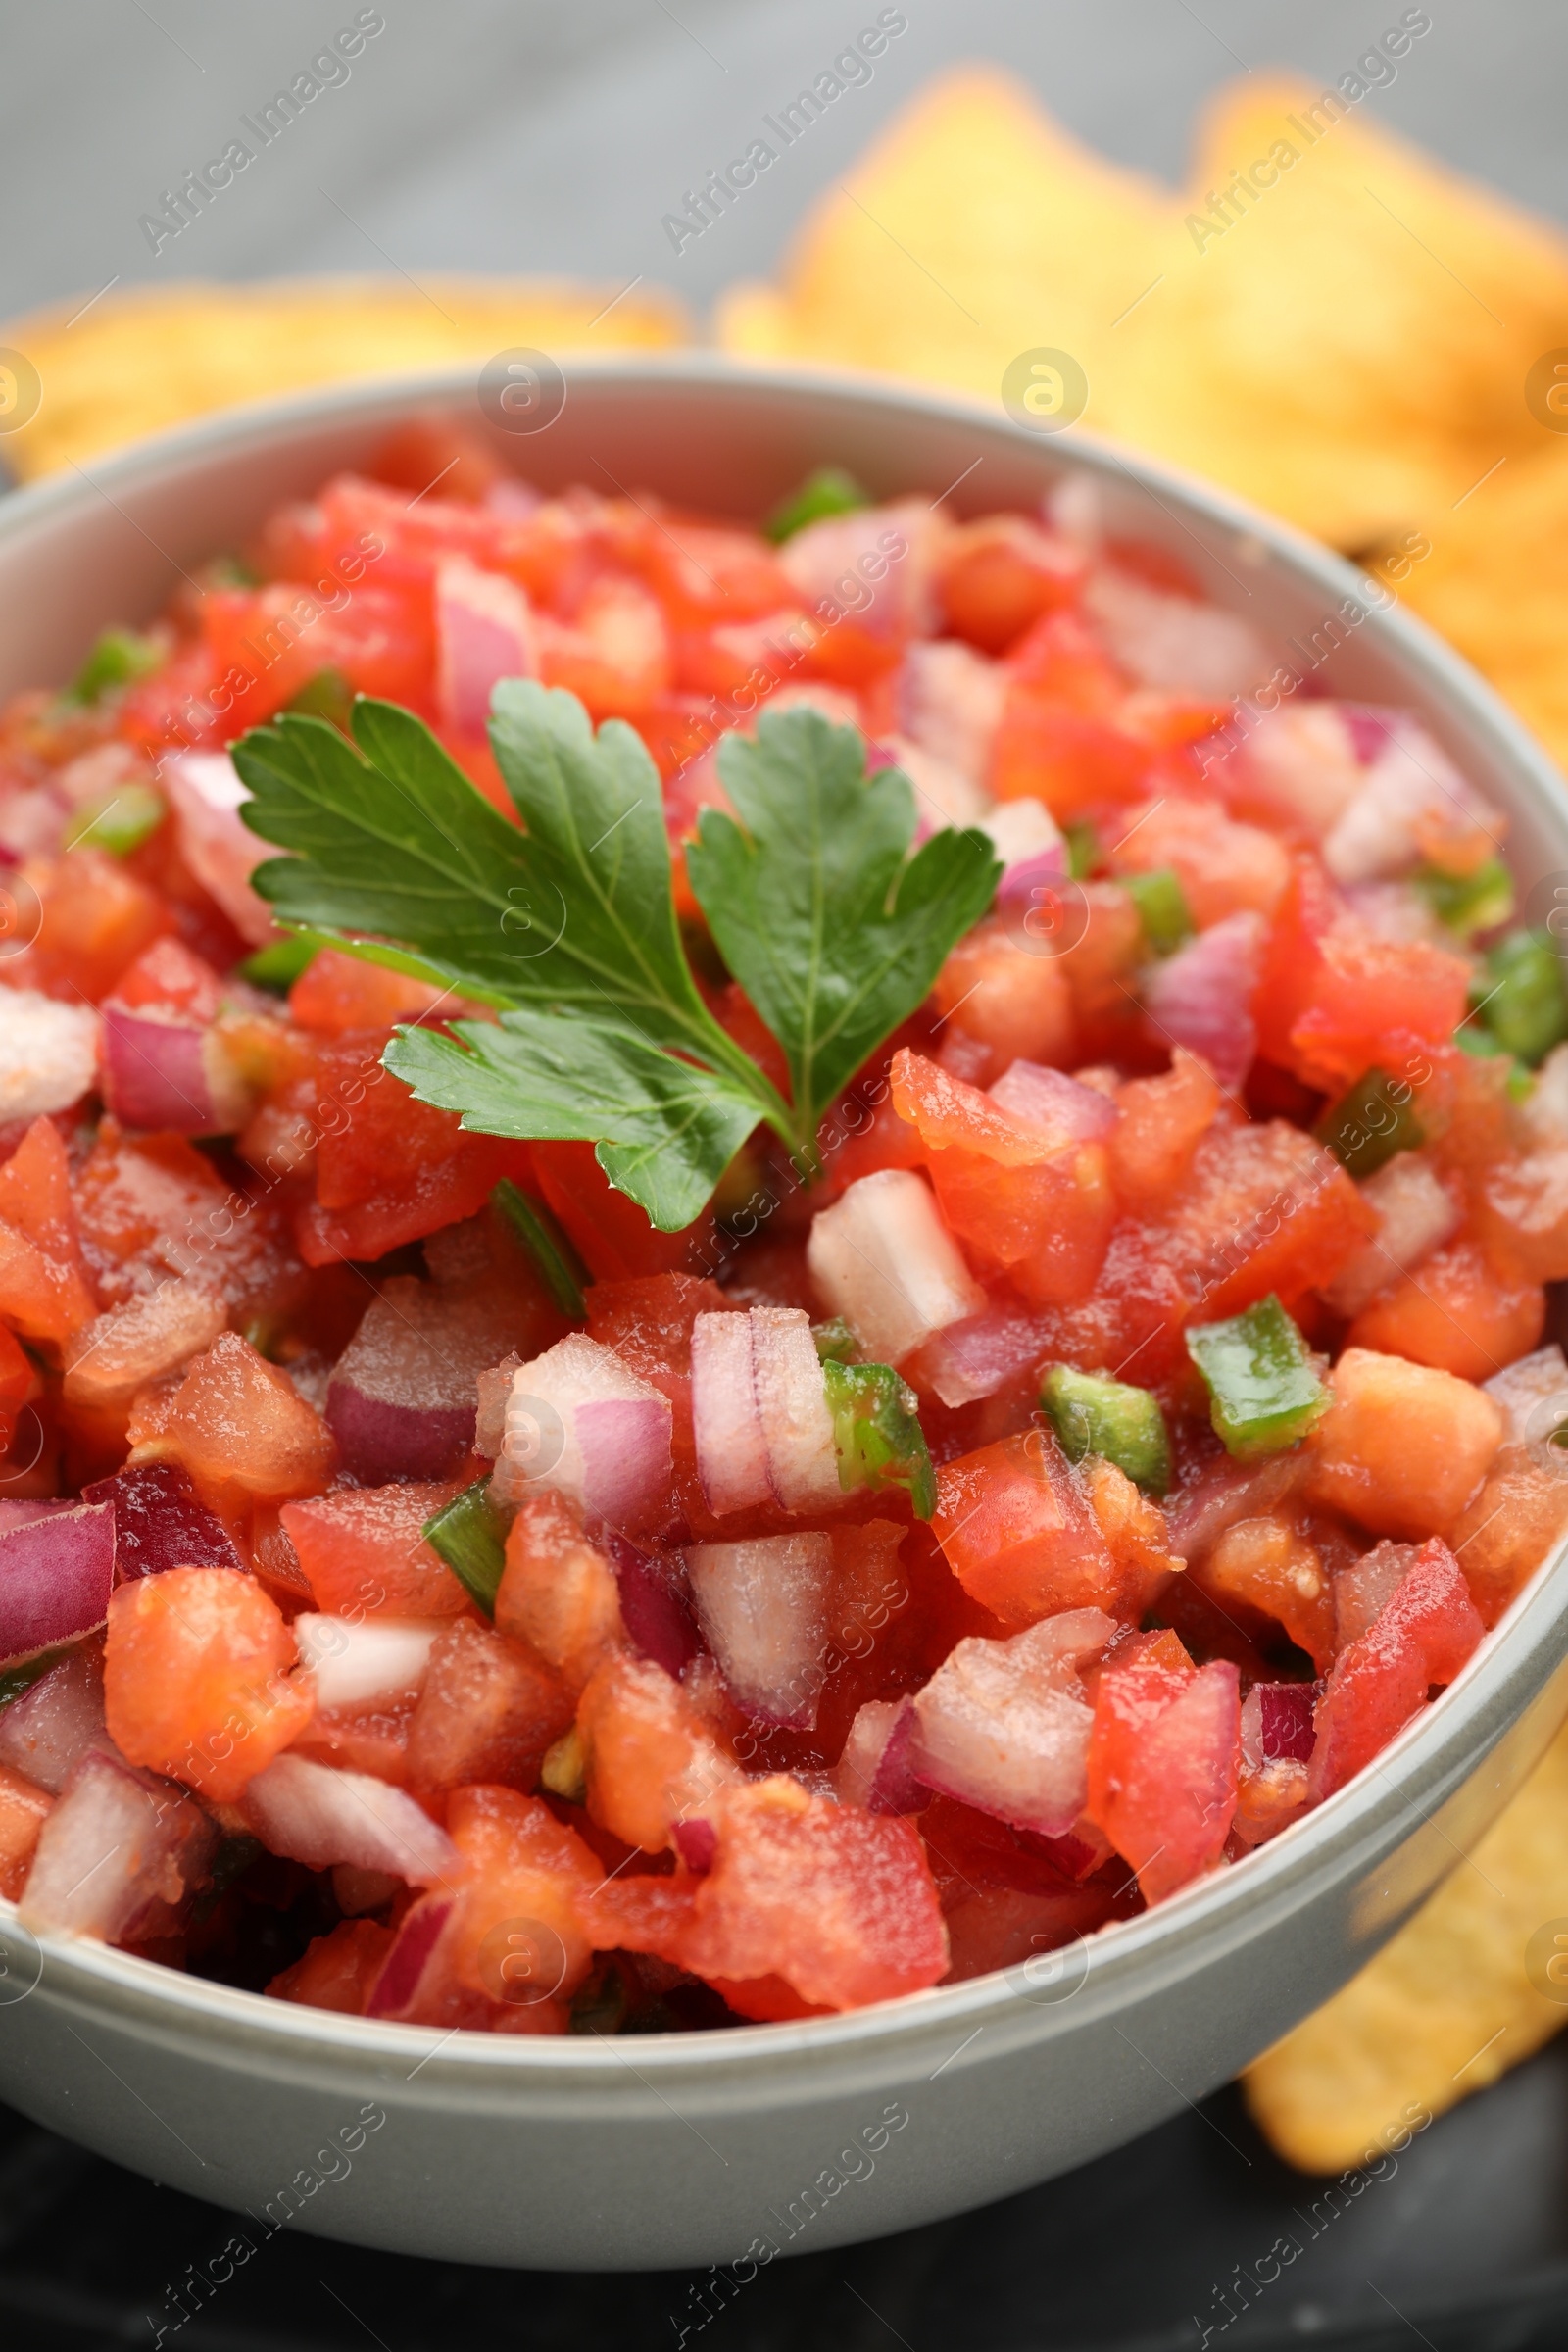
top-left (1415, 856), bottom-right (1513, 938)
top-left (65, 626), bottom-right (165, 706)
top-left (0, 1643), bottom-right (73, 1714)
top-left (1472, 928), bottom-right (1568, 1066)
top-left (1314, 1066), bottom-right (1423, 1178)
top-left (1063, 821), bottom-right (1098, 881)
top-left (240, 934), bottom-right (319, 993)
top-left (421, 1477), bottom-right (508, 1615)
top-left (64, 780), bottom-right (167, 858)
top-left (492, 1178), bottom-right (588, 1321)
top-left (284, 666), bottom-right (355, 730)
top-left (823, 1360), bottom-right (935, 1519)
top-left (1122, 867), bottom-right (1194, 957)
top-left (1185, 1294), bottom-right (1329, 1459)
top-left (764, 466), bottom-right (869, 544)
top-left (811, 1316), bottom-right (858, 1365)
top-left (1039, 1364), bottom-right (1171, 1494)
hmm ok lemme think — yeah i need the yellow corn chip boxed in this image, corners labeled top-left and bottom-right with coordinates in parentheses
top-left (1244, 1717), bottom-right (1568, 2174)
top-left (717, 67), bottom-right (1172, 407)
top-left (0, 275), bottom-right (688, 482)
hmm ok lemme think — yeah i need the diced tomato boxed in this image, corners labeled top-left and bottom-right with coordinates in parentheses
top-left (1308, 1538), bottom-right (1483, 1797)
top-left (1477, 1143), bottom-right (1568, 1283)
top-left (1108, 1050), bottom-right (1221, 1211)
top-left (892, 1049), bottom-right (1113, 1304)
top-left (1253, 858), bottom-right (1340, 1070)
top-left (443, 1784), bottom-right (601, 2005)
top-left (268, 1918), bottom-right (396, 2014)
top-left (1286, 924), bottom-right (1470, 1093)
top-left (1198, 1515), bottom-right (1336, 1669)
top-left (1158, 1117), bottom-right (1376, 1324)
top-left (938, 518), bottom-right (1085, 656)
top-left (5, 850), bottom-right (172, 1003)
top-left (1085, 1654), bottom-right (1240, 1902)
top-left (367, 418), bottom-right (506, 506)
top-left (280, 1481), bottom-right (470, 1616)
top-left (1112, 796), bottom-right (1289, 927)
top-left (536, 578), bottom-right (671, 719)
top-left (0, 1762), bottom-right (52, 1900)
top-left (1307, 1347), bottom-right (1503, 1540)
top-left (203, 580), bottom-right (436, 731)
top-left (287, 949), bottom-right (452, 1036)
top-left (111, 937), bottom-right (225, 1019)
top-left (930, 913), bottom-right (1076, 1082)
top-left (406, 1621), bottom-right (574, 1792)
top-left (677, 1776), bottom-right (949, 2011)
top-left (495, 1489), bottom-right (625, 1691)
top-left (1347, 1238), bottom-right (1544, 1384)
top-left (133, 1331), bottom-right (335, 1515)
top-left (631, 517), bottom-right (799, 628)
top-left (104, 1563), bottom-right (315, 1802)
top-left (290, 1700), bottom-right (416, 1786)
top-left (583, 1270), bottom-right (729, 1461)
top-left (578, 1650), bottom-right (733, 1853)
top-left (932, 1431), bottom-right (1129, 1629)
top-left (1447, 1446), bottom-right (1568, 1628)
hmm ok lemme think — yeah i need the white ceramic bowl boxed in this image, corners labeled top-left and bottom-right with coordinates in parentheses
top-left (2, 360), bottom-right (1567, 2272)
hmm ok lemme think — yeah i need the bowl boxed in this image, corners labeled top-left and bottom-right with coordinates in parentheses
top-left (1, 358), bottom-right (1567, 2273)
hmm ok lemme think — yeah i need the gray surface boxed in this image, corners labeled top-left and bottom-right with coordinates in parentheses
top-left (1, 1), bottom-right (1565, 327)
top-left (4, 358), bottom-right (1568, 2269)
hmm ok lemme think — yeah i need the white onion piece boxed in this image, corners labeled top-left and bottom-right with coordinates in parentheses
top-left (1484, 1344), bottom-right (1568, 1452)
top-left (909, 1608), bottom-right (1117, 1837)
top-left (291, 1615), bottom-right (442, 1710)
top-left (63, 1281), bottom-right (228, 1414)
top-left (0, 989), bottom-right (100, 1122)
top-left (989, 1058), bottom-right (1116, 1144)
top-left (808, 1169), bottom-right (985, 1367)
top-left (836, 1697), bottom-right (924, 1813)
top-left (1322, 718), bottom-right (1495, 886)
top-left (1142, 910), bottom-right (1263, 1094)
top-left (750, 1307), bottom-right (841, 1514)
top-left (776, 499), bottom-right (942, 641)
top-left (1225, 702), bottom-right (1362, 837)
top-left (1524, 1045), bottom-right (1568, 1144)
top-left (436, 558), bottom-right (537, 738)
top-left (1320, 1154), bottom-right (1461, 1318)
top-left (20, 1748), bottom-right (215, 1941)
top-left (684, 1533), bottom-right (833, 1729)
top-left (1084, 566), bottom-right (1270, 700)
top-left (897, 638), bottom-right (1004, 786)
top-left (241, 1753), bottom-right (458, 1884)
top-left (0, 1500), bottom-right (116, 1669)
top-left (493, 1333), bottom-right (672, 1528)
top-left (691, 1310), bottom-right (771, 1515)
top-left (161, 752), bottom-right (275, 947)
top-left (0, 1644), bottom-right (113, 1793)
top-left (100, 1002), bottom-right (252, 1136)
top-left (985, 797), bottom-right (1066, 903)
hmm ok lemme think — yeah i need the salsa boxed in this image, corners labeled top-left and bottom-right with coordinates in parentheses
top-left (0, 417), bottom-right (1565, 2034)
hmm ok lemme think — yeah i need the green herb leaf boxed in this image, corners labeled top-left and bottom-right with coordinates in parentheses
top-left (688, 707), bottom-right (999, 1169)
top-left (390, 1010), bottom-right (762, 1231)
top-left (765, 465), bottom-right (868, 543)
top-left (66, 626), bottom-right (164, 707)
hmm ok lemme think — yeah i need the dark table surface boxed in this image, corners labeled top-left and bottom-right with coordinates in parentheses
top-left (4, 2032), bottom-right (1568, 2351)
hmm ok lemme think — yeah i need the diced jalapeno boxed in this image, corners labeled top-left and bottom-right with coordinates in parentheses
top-left (1122, 866), bottom-right (1195, 957)
top-left (66, 626), bottom-right (164, 706)
top-left (284, 666), bottom-right (355, 730)
top-left (1039, 1364), bottom-right (1171, 1494)
top-left (764, 466), bottom-right (868, 544)
top-left (1185, 1294), bottom-right (1328, 1458)
top-left (811, 1316), bottom-right (858, 1364)
top-left (240, 934), bottom-right (319, 993)
top-left (421, 1477), bottom-right (508, 1615)
top-left (823, 1360), bottom-right (935, 1519)
top-left (492, 1178), bottom-right (588, 1321)
top-left (1472, 928), bottom-right (1568, 1066)
top-left (1415, 856), bottom-right (1513, 938)
top-left (64, 780), bottom-right (166, 858)
top-left (1064, 821), bottom-right (1099, 881)
top-left (1314, 1066), bottom-right (1423, 1178)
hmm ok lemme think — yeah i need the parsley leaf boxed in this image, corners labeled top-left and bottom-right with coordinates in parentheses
top-left (686, 707), bottom-right (1000, 1165)
top-left (386, 1010), bottom-right (764, 1231)
top-left (233, 681), bottom-right (999, 1231)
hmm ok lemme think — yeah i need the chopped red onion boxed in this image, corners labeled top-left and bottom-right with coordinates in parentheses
top-left (162, 752), bottom-right (276, 947)
top-left (291, 1615), bottom-right (442, 1710)
top-left (906, 1293), bottom-right (1051, 1410)
top-left (493, 1333), bottom-right (673, 1530)
top-left (1320, 1154), bottom-right (1460, 1319)
top-left (607, 1535), bottom-right (700, 1678)
top-left (1322, 716), bottom-right (1497, 887)
top-left (897, 638), bottom-right (1005, 788)
top-left (0, 1642), bottom-right (112, 1793)
top-left (684, 1533), bottom-right (834, 1730)
top-left (691, 1310), bottom-right (771, 1516)
top-left (1245, 1682), bottom-right (1317, 1766)
top-left (80, 1458), bottom-right (242, 1580)
top-left (909, 1608), bottom-right (1117, 1837)
top-left (100, 1003), bottom-right (252, 1137)
top-left (1142, 911), bottom-right (1263, 1095)
top-left (0, 1499), bottom-right (115, 1669)
top-left (364, 1891), bottom-right (455, 2020)
top-left (775, 499), bottom-right (941, 640)
top-left (671, 1817), bottom-right (716, 1875)
top-left (241, 1753), bottom-right (459, 1884)
top-left (989, 1059), bottom-right (1117, 1144)
top-left (327, 1274), bottom-right (519, 1483)
top-left (19, 1748), bottom-right (216, 1941)
top-left (1485, 1344), bottom-right (1568, 1452)
top-left (1165, 1451), bottom-right (1308, 1568)
top-left (807, 1169), bottom-right (986, 1367)
top-left (836, 1697), bottom-right (925, 1814)
top-left (435, 557), bottom-right (537, 739)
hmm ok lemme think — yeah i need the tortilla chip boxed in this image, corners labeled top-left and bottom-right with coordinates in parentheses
top-left (1111, 76), bottom-right (1568, 548)
top-left (0, 275), bottom-right (688, 482)
top-left (716, 67), bottom-right (1172, 406)
top-left (1244, 1717), bottom-right (1568, 2174)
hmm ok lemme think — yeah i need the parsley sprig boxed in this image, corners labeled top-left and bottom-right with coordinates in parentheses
top-left (235, 683), bottom-right (999, 1229)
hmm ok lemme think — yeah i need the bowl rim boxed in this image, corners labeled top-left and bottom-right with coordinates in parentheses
top-left (4, 352), bottom-right (1568, 2086)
